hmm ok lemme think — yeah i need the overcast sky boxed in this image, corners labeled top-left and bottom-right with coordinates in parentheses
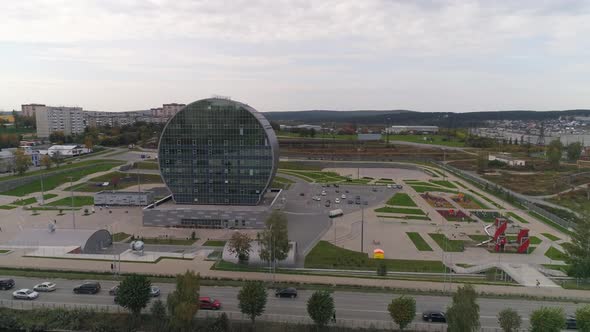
top-left (1, 0), bottom-right (590, 113)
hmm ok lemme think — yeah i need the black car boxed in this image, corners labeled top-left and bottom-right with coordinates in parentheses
top-left (299, 193), bottom-right (305, 196)
top-left (73, 281), bottom-right (101, 294)
top-left (566, 315), bottom-right (577, 329)
top-left (275, 287), bottom-right (298, 298)
top-left (422, 311), bottom-right (446, 323)
top-left (0, 278), bottom-right (15, 290)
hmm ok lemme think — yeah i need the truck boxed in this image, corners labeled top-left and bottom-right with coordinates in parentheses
top-left (329, 209), bottom-right (344, 218)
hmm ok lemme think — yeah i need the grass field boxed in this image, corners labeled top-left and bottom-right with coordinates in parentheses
top-left (387, 134), bottom-right (465, 147)
top-left (430, 180), bottom-right (457, 189)
top-left (374, 206), bottom-right (425, 215)
top-left (45, 196), bottom-right (94, 207)
top-left (428, 234), bottom-right (465, 252)
top-left (406, 232), bottom-right (433, 251)
top-left (0, 205), bottom-right (16, 210)
top-left (528, 211), bottom-right (572, 235)
top-left (203, 240), bottom-right (227, 247)
top-left (141, 237), bottom-right (197, 246)
top-left (542, 233), bottom-right (561, 241)
top-left (65, 172), bottom-right (163, 192)
top-left (0, 162), bottom-right (124, 196)
top-left (0, 127), bottom-right (35, 134)
top-left (507, 212), bottom-right (529, 224)
top-left (134, 161), bottom-right (159, 170)
top-left (468, 234), bottom-right (489, 242)
top-left (0, 160), bottom-right (124, 183)
top-left (278, 161), bottom-right (322, 171)
top-left (544, 246), bottom-right (567, 261)
top-left (304, 241), bottom-right (444, 272)
top-left (377, 215), bottom-right (430, 221)
top-left (11, 194), bottom-right (58, 206)
top-left (410, 185), bottom-right (457, 194)
top-left (386, 193), bottom-right (417, 207)
top-left (112, 232), bottom-right (131, 242)
top-left (271, 176), bottom-right (296, 190)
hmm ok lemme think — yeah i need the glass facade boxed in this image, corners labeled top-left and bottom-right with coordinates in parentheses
top-left (158, 98), bottom-right (278, 205)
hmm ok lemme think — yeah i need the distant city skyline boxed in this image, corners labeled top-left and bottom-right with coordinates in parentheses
top-left (1, 0), bottom-right (590, 113)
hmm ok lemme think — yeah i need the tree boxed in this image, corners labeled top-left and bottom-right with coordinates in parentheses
top-left (150, 299), bottom-right (169, 332)
top-left (567, 142), bottom-right (583, 161)
top-left (49, 131), bottom-right (65, 144)
top-left (258, 210), bottom-right (290, 267)
top-left (227, 232), bottom-right (252, 263)
top-left (446, 284), bottom-right (480, 332)
top-left (84, 136), bottom-right (94, 150)
top-left (476, 152), bottom-right (488, 173)
top-left (547, 139), bottom-right (563, 169)
top-left (13, 149), bottom-right (31, 175)
top-left (40, 155), bottom-right (52, 170)
top-left (310, 128), bottom-right (316, 138)
top-left (497, 308), bottom-right (521, 332)
top-left (388, 296), bottom-right (416, 331)
top-left (114, 274), bottom-right (151, 320)
top-left (306, 290), bottom-right (335, 328)
top-left (563, 218), bottom-right (590, 280)
top-left (51, 150), bottom-right (63, 168)
top-left (577, 304), bottom-right (590, 332)
top-left (167, 270), bottom-right (200, 332)
top-left (530, 307), bottom-right (565, 332)
top-left (237, 280), bottom-right (267, 325)
top-left (210, 312), bottom-right (231, 332)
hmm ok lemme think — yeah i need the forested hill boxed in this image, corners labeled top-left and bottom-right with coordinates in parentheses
top-left (264, 109), bottom-right (590, 127)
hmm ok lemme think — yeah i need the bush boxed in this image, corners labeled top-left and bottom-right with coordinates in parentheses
top-left (377, 261), bottom-right (387, 276)
top-left (530, 307), bottom-right (565, 332)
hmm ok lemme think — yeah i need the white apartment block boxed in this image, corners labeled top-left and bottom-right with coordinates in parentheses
top-left (35, 106), bottom-right (85, 138)
top-left (21, 104), bottom-right (46, 117)
top-left (160, 103), bottom-right (185, 117)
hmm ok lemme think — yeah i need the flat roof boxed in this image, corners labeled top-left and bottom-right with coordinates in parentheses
top-left (153, 190), bottom-right (279, 211)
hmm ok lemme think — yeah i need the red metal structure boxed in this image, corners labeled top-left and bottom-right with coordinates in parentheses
top-left (480, 218), bottom-right (530, 253)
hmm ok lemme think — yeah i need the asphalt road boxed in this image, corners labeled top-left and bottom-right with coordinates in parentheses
top-left (0, 276), bottom-right (581, 329)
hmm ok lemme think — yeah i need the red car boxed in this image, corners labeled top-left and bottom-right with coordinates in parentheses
top-left (199, 297), bottom-right (221, 310)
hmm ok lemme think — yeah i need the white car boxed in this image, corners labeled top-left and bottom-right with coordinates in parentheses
top-left (33, 282), bottom-right (56, 292)
top-left (13, 289), bottom-right (39, 300)
top-left (321, 191), bottom-right (327, 196)
top-left (386, 184), bottom-right (392, 189)
top-left (341, 194), bottom-right (346, 199)
top-left (335, 198), bottom-right (341, 204)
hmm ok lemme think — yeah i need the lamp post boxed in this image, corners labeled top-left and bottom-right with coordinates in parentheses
top-left (68, 176), bottom-right (76, 229)
top-left (39, 174), bottom-right (45, 205)
top-left (360, 197), bottom-right (364, 253)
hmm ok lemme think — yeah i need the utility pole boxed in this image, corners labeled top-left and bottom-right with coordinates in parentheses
top-left (360, 200), bottom-right (364, 253)
top-left (68, 176), bottom-right (76, 229)
top-left (39, 174), bottom-right (45, 205)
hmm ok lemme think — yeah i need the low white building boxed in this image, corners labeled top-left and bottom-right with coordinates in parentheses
top-left (385, 125), bottom-right (439, 134)
top-left (46, 144), bottom-right (90, 157)
top-left (488, 153), bottom-right (526, 166)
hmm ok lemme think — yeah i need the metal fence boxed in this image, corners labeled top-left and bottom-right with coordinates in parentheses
top-left (435, 162), bottom-right (575, 230)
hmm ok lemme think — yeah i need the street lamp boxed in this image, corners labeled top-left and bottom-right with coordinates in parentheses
top-left (68, 176), bottom-right (76, 229)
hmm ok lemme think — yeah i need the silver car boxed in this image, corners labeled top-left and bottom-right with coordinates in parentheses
top-left (33, 282), bottom-right (56, 292)
top-left (13, 289), bottom-right (39, 300)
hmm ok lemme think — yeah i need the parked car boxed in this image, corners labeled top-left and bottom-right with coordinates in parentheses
top-left (299, 193), bottom-right (305, 196)
top-left (393, 184), bottom-right (403, 189)
top-left (73, 281), bottom-right (101, 294)
top-left (355, 199), bottom-right (361, 205)
top-left (275, 287), bottom-right (298, 298)
top-left (422, 311), bottom-right (446, 323)
top-left (13, 289), bottom-right (39, 300)
top-left (325, 200), bottom-right (331, 207)
top-left (321, 191), bottom-right (327, 196)
top-left (150, 286), bottom-right (161, 297)
top-left (33, 282), bottom-right (56, 292)
top-left (0, 278), bottom-right (15, 290)
top-left (566, 315), bottom-right (577, 329)
top-left (109, 285), bottom-right (119, 296)
top-left (341, 194), bottom-right (347, 199)
top-left (199, 297), bottom-right (221, 310)
top-left (386, 184), bottom-right (392, 189)
top-left (335, 198), bottom-right (341, 204)
top-left (347, 199), bottom-right (354, 204)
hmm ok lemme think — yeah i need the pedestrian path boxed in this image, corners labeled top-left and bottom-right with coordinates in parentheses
top-left (452, 262), bottom-right (559, 288)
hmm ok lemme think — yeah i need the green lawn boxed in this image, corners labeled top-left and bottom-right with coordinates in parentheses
top-left (45, 196), bottom-right (94, 207)
top-left (112, 232), bottom-right (131, 242)
top-left (541, 264), bottom-right (569, 273)
top-left (542, 233), bottom-right (561, 242)
top-left (528, 211), bottom-right (572, 236)
top-left (544, 246), bottom-right (567, 261)
top-left (462, 194), bottom-right (488, 209)
top-left (64, 172), bottom-right (163, 192)
top-left (0, 205), bottom-right (16, 210)
top-left (277, 161), bottom-right (322, 171)
top-left (454, 181), bottom-right (468, 189)
top-left (0, 159), bottom-right (123, 183)
top-left (203, 240), bottom-right (227, 247)
top-left (406, 233), bottom-right (433, 251)
top-left (374, 206), bottom-right (425, 215)
top-left (411, 185), bottom-right (457, 194)
top-left (468, 234), bottom-right (489, 242)
top-left (304, 241), bottom-right (444, 272)
top-left (430, 180), bottom-right (457, 189)
top-left (272, 176), bottom-right (296, 189)
top-left (378, 178), bottom-right (394, 183)
top-left (0, 127), bottom-right (35, 135)
top-left (428, 234), bottom-right (465, 252)
top-left (1, 162), bottom-right (124, 196)
top-left (11, 194), bottom-right (58, 206)
top-left (507, 212), bottom-right (529, 224)
top-left (278, 169), bottom-right (348, 183)
top-left (377, 215), bottom-right (430, 221)
top-left (387, 134), bottom-right (465, 147)
top-left (134, 161), bottom-right (159, 170)
top-left (386, 193), bottom-right (416, 207)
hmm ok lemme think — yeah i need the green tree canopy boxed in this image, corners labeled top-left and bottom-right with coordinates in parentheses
top-left (530, 307), bottom-right (565, 332)
top-left (563, 217), bottom-right (590, 280)
top-left (258, 210), bottom-right (290, 265)
top-left (576, 304), bottom-right (590, 332)
top-left (227, 232), bottom-right (252, 263)
top-left (567, 142), bottom-right (583, 161)
top-left (13, 149), bottom-right (32, 175)
top-left (546, 139), bottom-right (563, 169)
top-left (306, 290), bottom-right (335, 328)
top-left (150, 299), bottom-right (169, 332)
top-left (167, 270), bottom-right (200, 332)
top-left (388, 295), bottom-right (416, 331)
top-left (237, 280), bottom-right (267, 325)
top-left (497, 308), bottom-right (521, 332)
top-left (114, 274), bottom-right (151, 318)
top-left (446, 284), bottom-right (480, 332)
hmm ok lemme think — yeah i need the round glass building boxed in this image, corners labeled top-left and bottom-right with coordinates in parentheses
top-left (158, 98), bottom-right (279, 205)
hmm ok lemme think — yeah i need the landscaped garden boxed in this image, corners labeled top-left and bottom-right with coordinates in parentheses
top-left (64, 172), bottom-right (163, 192)
top-left (428, 233), bottom-right (465, 252)
top-left (385, 193), bottom-right (416, 207)
top-left (406, 232), bottom-right (433, 251)
top-left (45, 196), bottom-right (94, 207)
